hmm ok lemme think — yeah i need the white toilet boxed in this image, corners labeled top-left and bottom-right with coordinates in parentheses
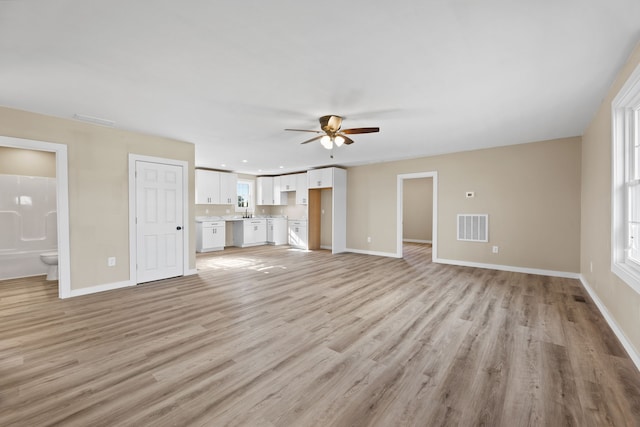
top-left (40, 251), bottom-right (58, 281)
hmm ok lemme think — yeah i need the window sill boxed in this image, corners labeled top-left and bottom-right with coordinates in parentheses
top-left (612, 261), bottom-right (640, 295)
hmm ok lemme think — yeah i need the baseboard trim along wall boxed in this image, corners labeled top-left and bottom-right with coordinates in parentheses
top-left (403, 239), bottom-right (432, 244)
top-left (346, 248), bottom-right (402, 258)
top-left (68, 269), bottom-right (198, 297)
top-left (68, 279), bottom-right (135, 298)
top-left (434, 258), bottom-right (581, 279)
top-left (579, 276), bottom-right (640, 372)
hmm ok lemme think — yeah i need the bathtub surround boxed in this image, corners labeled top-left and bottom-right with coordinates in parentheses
top-left (0, 174), bottom-right (57, 280)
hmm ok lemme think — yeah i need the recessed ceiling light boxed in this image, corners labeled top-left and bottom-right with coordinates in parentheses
top-left (242, 160), bottom-right (248, 163)
top-left (279, 166), bottom-right (284, 169)
top-left (221, 164), bottom-right (226, 167)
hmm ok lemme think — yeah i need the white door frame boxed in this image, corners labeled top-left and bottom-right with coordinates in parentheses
top-left (128, 154), bottom-right (190, 284)
top-left (0, 136), bottom-right (71, 298)
top-left (396, 172), bottom-right (438, 259)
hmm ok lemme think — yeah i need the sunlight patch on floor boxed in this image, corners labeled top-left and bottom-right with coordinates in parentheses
top-left (197, 256), bottom-right (288, 274)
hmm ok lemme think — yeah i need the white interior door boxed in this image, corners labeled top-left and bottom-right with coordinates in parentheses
top-left (136, 161), bottom-right (184, 283)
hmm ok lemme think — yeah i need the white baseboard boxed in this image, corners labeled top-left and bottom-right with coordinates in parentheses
top-left (579, 276), bottom-right (640, 372)
top-left (403, 239), bottom-right (432, 244)
top-left (434, 257), bottom-right (580, 279)
top-left (320, 245), bottom-right (332, 250)
top-left (68, 279), bottom-right (135, 297)
top-left (346, 248), bottom-right (402, 258)
top-left (68, 267), bottom-right (198, 297)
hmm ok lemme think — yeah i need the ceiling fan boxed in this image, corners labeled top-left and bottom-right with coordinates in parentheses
top-left (285, 115), bottom-right (380, 150)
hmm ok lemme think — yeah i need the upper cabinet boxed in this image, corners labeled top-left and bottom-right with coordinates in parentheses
top-left (219, 172), bottom-right (238, 205)
top-left (195, 169), bottom-right (221, 204)
top-left (257, 176), bottom-right (287, 205)
top-left (272, 176), bottom-right (284, 205)
top-left (295, 173), bottom-right (308, 205)
top-left (195, 169), bottom-right (237, 205)
top-left (256, 176), bottom-right (274, 205)
top-left (280, 174), bottom-right (297, 192)
top-left (308, 167), bottom-right (335, 189)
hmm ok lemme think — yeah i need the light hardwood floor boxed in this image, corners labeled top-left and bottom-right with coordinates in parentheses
top-left (1, 243), bottom-right (640, 426)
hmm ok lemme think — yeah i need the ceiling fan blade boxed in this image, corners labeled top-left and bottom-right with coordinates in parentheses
top-left (341, 127), bottom-right (380, 134)
top-left (285, 128), bottom-right (322, 133)
top-left (339, 134), bottom-right (355, 145)
top-left (300, 135), bottom-right (324, 144)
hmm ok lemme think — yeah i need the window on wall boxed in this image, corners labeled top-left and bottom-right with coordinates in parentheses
top-left (612, 63), bottom-right (640, 294)
top-left (236, 179), bottom-right (254, 212)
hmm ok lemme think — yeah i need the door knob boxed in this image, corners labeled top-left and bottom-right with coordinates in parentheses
top-left (176, 226), bottom-right (182, 230)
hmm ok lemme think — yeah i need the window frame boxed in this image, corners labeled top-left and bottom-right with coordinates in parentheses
top-left (235, 178), bottom-right (255, 213)
top-left (611, 62), bottom-right (640, 294)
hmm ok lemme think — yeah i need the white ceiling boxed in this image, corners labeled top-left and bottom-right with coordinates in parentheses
top-left (1, 1), bottom-right (639, 175)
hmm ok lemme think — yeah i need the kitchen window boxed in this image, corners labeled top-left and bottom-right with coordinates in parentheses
top-left (236, 179), bottom-right (254, 212)
top-left (612, 63), bottom-right (640, 294)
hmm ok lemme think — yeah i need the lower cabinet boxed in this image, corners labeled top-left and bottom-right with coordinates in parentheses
top-left (233, 219), bottom-right (267, 247)
top-left (288, 219), bottom-right (308, 249)
top-left (267, 218), bottom-right (288, 245)
top-left (196, 221), bottom-right (225, 252)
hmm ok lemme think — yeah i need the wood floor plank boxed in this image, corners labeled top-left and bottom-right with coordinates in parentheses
top-left (1, 243), bottom-right (640, 426)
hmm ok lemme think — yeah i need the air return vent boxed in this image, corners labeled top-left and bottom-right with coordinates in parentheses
top-left (457, 214), bottom-right (488, 242)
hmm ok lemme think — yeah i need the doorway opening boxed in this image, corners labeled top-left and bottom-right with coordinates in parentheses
top-left (396, 172), bottom-right (438, 260)
top-left (0, 136), bottom-right (71, 298)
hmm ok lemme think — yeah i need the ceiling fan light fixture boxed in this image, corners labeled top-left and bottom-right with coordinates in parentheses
top-left (334, 135), bottom-right (345, 147)
top-left (320, 135), bottom-right (333, 149)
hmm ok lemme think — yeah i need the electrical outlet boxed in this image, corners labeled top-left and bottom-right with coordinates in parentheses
top-left (226, 209), bottom-right (230, 213)
top-left (205, 209), bottom-right (209, 214)
top-left (367, 236), bottom-right (372, 243)
top-left (492, 246), bottom-right (499, 254)
top-left (108, 257), bottom-right (116, 267)
top-left (590, 261), bottom-right (593, 273)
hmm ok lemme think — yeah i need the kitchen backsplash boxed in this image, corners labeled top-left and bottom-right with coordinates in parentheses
top-left (195, 192), bottom-right (307, 219)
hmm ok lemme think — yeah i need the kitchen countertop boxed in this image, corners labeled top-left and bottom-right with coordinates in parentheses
top-left (195, 215), bottom-right (294, 222)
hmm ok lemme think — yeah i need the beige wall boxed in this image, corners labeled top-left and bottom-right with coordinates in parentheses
top-left (0, 146), bottom-right (56, 177)
top-left (581, 42), bottom-right (640, 357)
top-left (0, 106), bottom-right (196, 291)
top-left (403, 177), bottom-right (433, 242)
top-left (347, 136), bottom-right (581, 272)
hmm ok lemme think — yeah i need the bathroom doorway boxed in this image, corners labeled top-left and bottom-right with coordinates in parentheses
top-left (0, 136), bottom-right (71, 298)
top-left (396, 172), bottom-right (438, 260)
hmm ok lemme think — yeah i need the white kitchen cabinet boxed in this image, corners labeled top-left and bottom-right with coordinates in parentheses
top-left (196, 170), bottom-right (237, 205)
top-left (196, 220), bottom-right (225, 252)
top-left (257, 176), bottom-right (286, 205)
top-left (272, 176), bottom-right (284, 205)
top-left (288, 219), bottom-right (308, 249)
top-left (280, 174), bottom-right (296, 192)
top-left (267, 218), bottom-right (288, 245)
top-left (295, 173), bottom-right (308, 205)
top-left (195, 169), bottom-right (221, 204)
top-left (219, 172), bottom-right (238, 205)
top-left (307, 168), bottom-right (334, 189)
top-left (233, 219), bottom-right (267, 247)
top-left (256, 177), bottom-right (274, 205)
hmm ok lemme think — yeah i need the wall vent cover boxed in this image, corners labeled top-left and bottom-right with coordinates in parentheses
top-left (457, 214), bottom-right (488, 242)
